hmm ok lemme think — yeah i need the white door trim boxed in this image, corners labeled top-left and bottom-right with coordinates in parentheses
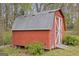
top-left (57, 17), bottom-right (62, 47)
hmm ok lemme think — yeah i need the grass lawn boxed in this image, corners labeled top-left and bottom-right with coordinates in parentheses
top-left (0, 46), bottom-right (29, 56)
top-left (1, 31), bottom-right (79, 56)
top-left (43, 46), bottom-right (79, 56)
top-left (0, 45), bottom-right (79, 56)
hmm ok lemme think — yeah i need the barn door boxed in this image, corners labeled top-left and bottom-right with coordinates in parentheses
top-left (56, 17), bottom-right (62, 47)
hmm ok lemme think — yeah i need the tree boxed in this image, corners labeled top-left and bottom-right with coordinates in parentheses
top-left (0, 4), bottom-right (1, 17)
top-left (0, 3), bottom-right (4, 45)
top-left (73, 17), bottom-right (79, 35)
top-left (43, 3), bottom-right (64, 10)
top-left (14, 3), bottom-right (18, 20)
top-left (20, 3), bottom-right (32, 15)
top-left (5, 3), bottom-right (10, 30)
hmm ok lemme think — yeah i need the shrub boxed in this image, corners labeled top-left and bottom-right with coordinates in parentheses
top-left (0, 39), bottom-right (3, 46)
top-left (25, 42), bottom-right (44, 55)
top-left (3, 32), bottom-right (12, 45)
top-left (63, 35), bottom-right (79, 46)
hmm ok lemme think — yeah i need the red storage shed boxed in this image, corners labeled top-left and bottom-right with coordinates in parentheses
top-left (12, 9), bottom-right (66, 49)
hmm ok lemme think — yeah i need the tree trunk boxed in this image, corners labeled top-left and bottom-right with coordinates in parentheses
top-left (14, 3), bottom-right (18, 20)
top-left (0, 4), bottom-right (4, 45)
top-left (5, 4), bottom-right (10, 31)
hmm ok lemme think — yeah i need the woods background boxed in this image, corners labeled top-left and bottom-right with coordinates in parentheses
top-left (0, 3), bottom-right (79, 45)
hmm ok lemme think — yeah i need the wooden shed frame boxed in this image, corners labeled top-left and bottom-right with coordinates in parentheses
top-left (12, 9), bottom-right (66, 49)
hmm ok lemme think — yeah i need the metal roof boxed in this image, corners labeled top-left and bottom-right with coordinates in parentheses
top-left (12, 10), bottom-right (55, 30)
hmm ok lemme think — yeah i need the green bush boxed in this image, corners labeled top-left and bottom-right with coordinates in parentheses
top-left (3, 32), bottom-right (12, 45)
top-left (25, 43), bottom-right (44, 55)
top-left (63, 35), bottom-right (79, 46)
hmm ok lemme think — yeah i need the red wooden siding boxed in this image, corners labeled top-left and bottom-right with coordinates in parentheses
top-left (12, 30), bottom-right (51, 49)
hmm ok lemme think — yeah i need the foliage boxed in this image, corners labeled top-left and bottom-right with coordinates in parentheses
top-left (20, 3), bottom-right (32, 11)
top-left (3, 32), bottom-right (12, 45)
top-left (25, 42), bottom-right (44, 55)
top-left (63, 34), bottom-right (79, 46)
top-left (64, 13), bottom-right (74, 30)
top-left (73, 17), bottom-right (79, 35)
top-left (0, 39), bottom-right (3, 46)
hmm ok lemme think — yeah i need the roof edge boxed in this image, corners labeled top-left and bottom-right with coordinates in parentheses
top-left (16, 8), bottom-right (61, 18)
top-left (12, 28), bottom-right (52, 31)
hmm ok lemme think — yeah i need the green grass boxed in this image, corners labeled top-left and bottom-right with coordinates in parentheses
top-left (43, 46), bottom-right (79, 56)
top-left (0, 46), bottom-right (79, 56)
top-left (0, 47), bottom-right (27, 56)
top-left (3, 47), bottom-right (21, 55)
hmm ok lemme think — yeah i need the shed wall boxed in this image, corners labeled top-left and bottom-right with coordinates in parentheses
top-left (12, 30), bottom-right (51, 49)
top-left (55, 10), bottom-right (65, 40)
top-left (54, 10), bottom-right (65, 47)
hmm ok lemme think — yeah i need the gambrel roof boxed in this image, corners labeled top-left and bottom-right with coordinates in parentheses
top-left (12, 10), bottom-right (56, 30)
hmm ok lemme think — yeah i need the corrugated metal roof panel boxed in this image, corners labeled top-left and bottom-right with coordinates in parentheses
top-left (12, 11), bottom-right (54, 30)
